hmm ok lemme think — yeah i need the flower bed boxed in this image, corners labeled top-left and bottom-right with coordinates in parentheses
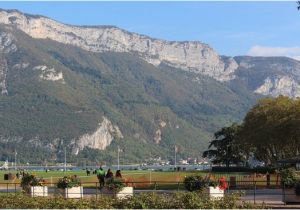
top-left (21, 173), bottom-right (47, 197)
top-left (183, 174), bottom-right (228, 199)
top-left (57, 175), bottom-right (83, 199)
top-left (101, 178), bottom-right (131, 199)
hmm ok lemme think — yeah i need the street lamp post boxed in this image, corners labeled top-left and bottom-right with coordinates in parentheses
top-left (64, 147), bottom-right (67, 174)
top-left (14, 150), bottom-right (17, 170)
top-left (174, 145), bottom-right (177, 170)
top-left (117, 146), bottom-right (120, 170)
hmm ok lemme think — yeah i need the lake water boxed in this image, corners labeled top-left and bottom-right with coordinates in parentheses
top-left (13, 164), bottom-right (211, 172)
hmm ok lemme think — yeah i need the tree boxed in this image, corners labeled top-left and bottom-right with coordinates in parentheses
top-left (203, 123), bottom-right (246, 167)
top-left (298, 1), bottom-right (300, 10)
top-left (238, 96), bottom-right (300, 166)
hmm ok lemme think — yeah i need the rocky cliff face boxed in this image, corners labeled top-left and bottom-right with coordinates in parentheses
top-left (255, 75), bottom-right (300, 98)
top-left (1, 9), bottom-right (300, 99)
top-left (0, 31), bottom-right (17, 95)
top-left (0, 9), bottom-right (238, 82)
top-left (72, 117), bottom-right (123, 155)
top-left (234, 56), bottom-right (300, 99)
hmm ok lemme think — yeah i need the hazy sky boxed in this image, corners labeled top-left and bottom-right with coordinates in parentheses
top-left (1, 1), bottom-right (300, 58)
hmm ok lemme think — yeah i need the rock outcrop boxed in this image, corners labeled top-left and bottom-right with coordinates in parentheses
top-left (33, 65), bottom-right (64, 82)
top-left (255, 75), bottom-right (300, 98)
top-left (73, 117), bottom-right (123, 155)
top-left (154, 129), bottom-right (162, 144)
top-left (0, 31), bottom-right (17, 95)
top-left (0, 9), bottom-right (238, 82)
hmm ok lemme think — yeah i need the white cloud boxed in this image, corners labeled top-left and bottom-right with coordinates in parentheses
top-left (248, 45), bottom-right (300, 61)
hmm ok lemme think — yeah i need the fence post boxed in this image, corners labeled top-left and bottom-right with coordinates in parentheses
top-left (14, 183), bottom-right (16, 194)
top-left (6, 183), bottom-right (8, 194)
top-left (266, 173), bottom-right (270, 188)
top-left (96, 182), bottom-right (98, 200)
top-left (254, 181), bottom-right (256, 204)
top-left (283, 182), bottom-right (286, 205)
top-left (177, 182), bottom-right (180, 191)
top-left (154, 182), bottom-right (157, 191)
top-left (227, 180), bottom-right (230, 194)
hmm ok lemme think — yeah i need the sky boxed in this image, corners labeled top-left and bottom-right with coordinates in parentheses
top-left (0, 1), bottom-right (300, 58)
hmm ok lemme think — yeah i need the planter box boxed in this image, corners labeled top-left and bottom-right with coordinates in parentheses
top-left (30, 186), bottom-right (48, 197)
top-left (64, 186), bottom-right (83, 199)
top-left (116, 187), bottom-right (133, 199)
top-left (101, 187), bottom-right (133, 199)
top-left (283, 189), bottom-right (300, 203)
top-left (204, 186), bottom-right (224, 199)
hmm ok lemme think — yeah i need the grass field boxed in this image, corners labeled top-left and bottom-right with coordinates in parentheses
top-left (0, 169), bottom-right (281, 190)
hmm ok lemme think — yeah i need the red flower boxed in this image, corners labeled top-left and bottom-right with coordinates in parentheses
top-left (219, 177), bottom-right (228, 190)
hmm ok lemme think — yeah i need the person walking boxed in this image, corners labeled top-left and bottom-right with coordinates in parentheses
top-left (96, 166), bottom-right (105, 188)
top-left (115, 170), bottom-right (122, 178)
top-left (105, 168), bottom-right (114, 179)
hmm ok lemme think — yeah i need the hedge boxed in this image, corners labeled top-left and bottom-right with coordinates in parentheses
top-left (0, 192), bottom-right (264, 209)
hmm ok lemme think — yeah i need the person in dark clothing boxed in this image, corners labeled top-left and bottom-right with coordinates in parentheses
top-left (115, 170), bottom-right (122, 178)
top-left (105, 168), bottom-right (113, 179)
top-left (86, 168), bottom-right (90, 176)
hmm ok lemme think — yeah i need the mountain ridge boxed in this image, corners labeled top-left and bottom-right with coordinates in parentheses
top-left (0, 8), bottom-right (300, 164)
top-left (0, 9), bottom-right (238, 82)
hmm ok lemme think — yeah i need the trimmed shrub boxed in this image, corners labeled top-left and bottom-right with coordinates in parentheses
top-left (280, 168), bottom-right (298, 188)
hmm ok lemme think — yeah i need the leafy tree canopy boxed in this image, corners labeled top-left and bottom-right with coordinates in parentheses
top-left (238, 96), bottom-right (300, 166)
top-left (203, 123), bottom-right (246, 167)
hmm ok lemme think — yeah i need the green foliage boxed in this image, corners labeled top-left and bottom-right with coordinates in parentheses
top-left (184, 175), bottom-right (207, 192)
top-left (203, 123), bottom-right (246, 167)
top-left (280, 168), bottom-right (298, 188)
top-left (104, 178), bottom-right (125, 192)
top-left (238, 96), bottom-right (300, 166)
top-left (20, 173), bottom-right (46, 194)
top-left (20, 174), bottom-right (45, 188)
top-left (0, 26), bottom-right (259, 164)
top-left (0, 193), bottom-right (261, 209)
top-left (183, 175), bottom-right (218, 192)
top-left (56, 176), bottom-right (81, 189)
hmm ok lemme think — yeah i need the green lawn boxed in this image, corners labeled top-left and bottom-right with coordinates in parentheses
top-left (0, 170), bottom-right (280, 189)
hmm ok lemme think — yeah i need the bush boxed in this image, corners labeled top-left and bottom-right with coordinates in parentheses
top-left (20, 173), bottom-right (46, 194)
top-left (21, 174), bottom-right (46, 188)
top-left (105, 178), bottom-right (125, 192)
top-left (183, 175), bottom-right (219, 192)
top-left (280, 168), bottom-right (298, 188)
top-left (184, 175), bottom-right (207, 192)
top-left (0, 193), bottom-right (263, 209)
top-left (57, 175), bottom-right (81, 189)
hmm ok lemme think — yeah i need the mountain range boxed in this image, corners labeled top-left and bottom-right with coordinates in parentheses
top-left (0, 9), bottom-right (299, 164)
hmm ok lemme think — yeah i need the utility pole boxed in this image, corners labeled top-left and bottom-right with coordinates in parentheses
top-left (64, 147), bottom-right (67, 174)
top-left (174, 145), bottom-right (177, 169)
top-left (149, 151), bottom-right (152, 184)
top-left (117, 146), bottom-right (120, 170)
top-left (14, 150), bottom-right (17, 170)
